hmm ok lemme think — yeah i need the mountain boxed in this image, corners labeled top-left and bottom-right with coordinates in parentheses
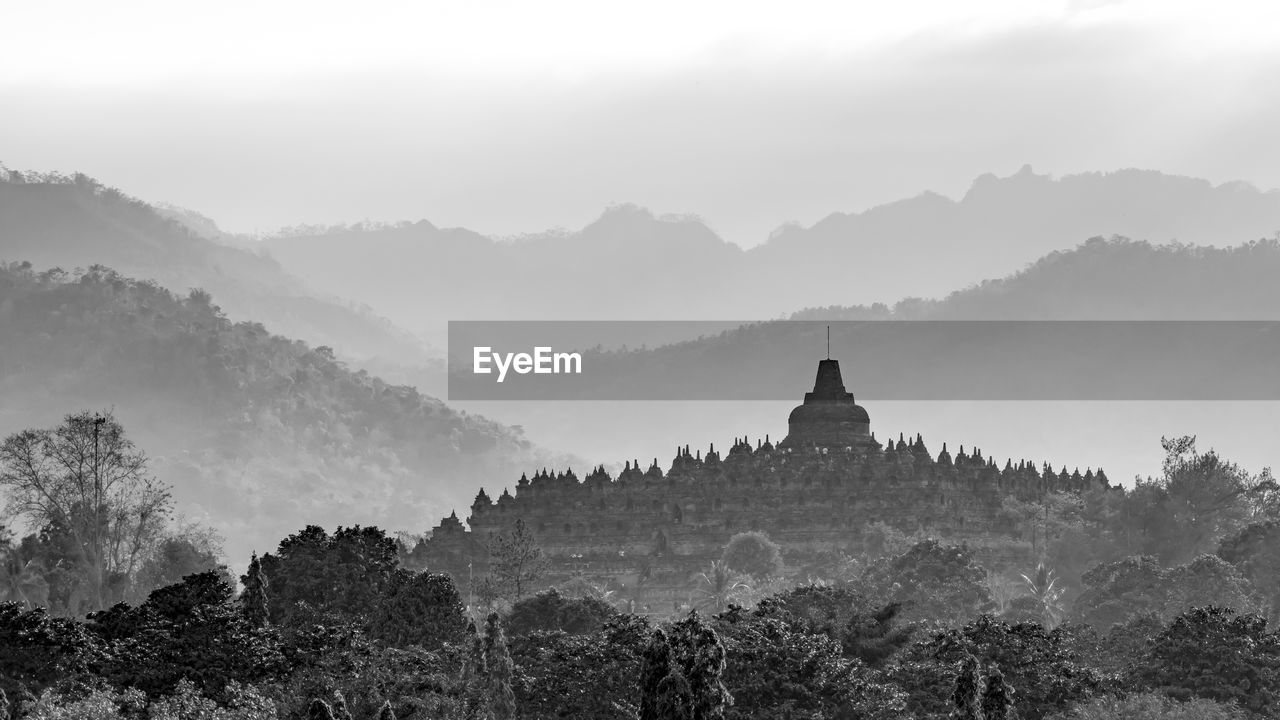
top-left (262, 168), bottom-right (1280, 345)
top-left (0, 263), bottom-right (569, 563)
top-left (759, 166), bottom-right (1280, 310)
top-left (0, 170), bottom-right (434, 365)
top-left (790, 235), bottom-right (1280, 320)
top-left (263, 204), bottom-right (744, 343)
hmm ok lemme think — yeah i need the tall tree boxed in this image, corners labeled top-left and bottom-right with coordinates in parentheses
top-left (949, 653), bottom-right (984, 720)
top-left (488, 519), bottom-right (549, 601)
top-left (0, 411), bottom-right (171, 612)
top-left (239, 552), bottom-right (270, 628)
top-left (639, 627), bottom-right (673, 720)
top-left (1126, 436), bottom-right (1262, 565)
top-left (981, 665), bottom-right (1017, 720)
top-left (458, 623), bottom-right (487, 720)
top-left (668, 612), bottom-right (732, 720)
top-left (484, 612), bottom-right (517, 720)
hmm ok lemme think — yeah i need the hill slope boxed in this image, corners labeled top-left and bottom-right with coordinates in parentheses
top-left (0, 263), bottom-right (567, 562)
top-left (0, 170), bottom-right (432, 365)
top-left (791, 235), bottom-right (1280, 320)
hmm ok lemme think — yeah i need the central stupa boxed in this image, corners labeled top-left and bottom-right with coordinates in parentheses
top-left (778, 358), bottom-right (876, 450)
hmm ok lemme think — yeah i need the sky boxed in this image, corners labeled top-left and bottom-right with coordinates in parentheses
top-left (4, 0), bottom-right (1280, 245)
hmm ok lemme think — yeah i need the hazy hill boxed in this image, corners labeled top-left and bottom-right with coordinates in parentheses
top-left (264, 204), bottom-right (744, 342)
top-left (262, 168), bottom-right (1280, 344)
top-left (0, 263), bottom-right (568, 563)
top-left (791, 236), bottom-right (1280, 320)
top-left (761, 166), bottom-right (1280, 310)
top-left (0, 170), bottom-right (433, 365)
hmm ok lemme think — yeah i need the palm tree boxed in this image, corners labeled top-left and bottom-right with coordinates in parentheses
top-left (694, 560), bottom-right (751, 613)
top-left (1020, 562), bottom-right (1065, 628)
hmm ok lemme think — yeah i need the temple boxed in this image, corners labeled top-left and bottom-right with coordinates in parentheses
top-left (778, 358), bottom-right (874, 450)
top-left (416, 358), bottom-right (1110, 609)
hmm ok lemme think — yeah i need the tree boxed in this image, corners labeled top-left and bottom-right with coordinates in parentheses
top-left (1123, 436), bottom-right (1261, 565)
top-left (0, 601), bottom-right (102, 702)
top-left (458, 624), bottom-right (487, 720)
top-left (507, 587), bottom-right (616, 635)
top-left (862, 539), bottom-right (992, 625)
top-left (668, 612), bottom-right (732, 720)
top-left (308, 699), bottom-right (336, 720)
top-left (753, 583), bottom-right (914, 666)
top-left (0, 411), bottom-right (171, 612)
top-left (86, 571), bottom-right (284, 698)
top-left (131, 522), bottom-right (228, 602)
top-left (654, 666), bottom-right (695, 720)
top-left (721, 532), bottom-right (783, 581)
top-left (367, 570), bottom-right (467, 648)
top-left (1134, 606), bottom-right (1280, 714)
top-left (1075, 554), bottom-right (1258, 628)
top-left (377, 700), bottom-right (397, 720)
top-left (949, 653), bottom-right (984, 720)
top-left (0, 527), bottom-right (47, 609)
top-left (510, 615), bottom-right (649, 720)
top-left (484, 613), bottom-right (517, 720)
top-left (259, 525), bottom-right (399, 625)
top-left (1018, 564), bottom-right (1065, 629)
top-left (1218, 519), bottom-right (1280, 622)
top-left (639, 627), bottom-right (674, 720)
top-left (331, 691), bottom-right (354, 720)
top-left (239, 552), bottom-right (270, 628)
top-left (694, 561), bottom-right (751, 614)
top-left (981, 664), bottom-right (1017, 720)
top-left (892, 615), bottom-right (1109, 720)
top-left (488, 519), bottom-right (549, 601)
top-left (713, 605), bottom-right (906, 720)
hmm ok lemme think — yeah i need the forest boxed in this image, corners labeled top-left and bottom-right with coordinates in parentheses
top-left (2, 410), bottom-right (1280, 719)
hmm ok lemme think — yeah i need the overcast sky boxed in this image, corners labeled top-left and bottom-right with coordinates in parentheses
top-left (4, 0), bottom-right (1279, 245)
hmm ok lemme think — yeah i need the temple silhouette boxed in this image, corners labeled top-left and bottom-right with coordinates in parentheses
top-left (418, 358), bottom-right (1110, 609)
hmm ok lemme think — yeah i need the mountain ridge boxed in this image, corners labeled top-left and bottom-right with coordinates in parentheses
top-left (258, 166), bottom-right (1280, 347)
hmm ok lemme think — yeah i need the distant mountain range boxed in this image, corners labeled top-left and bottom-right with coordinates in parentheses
top-left (263, 167), bottom-right (1280, 344)
top-left (0, 171), bottom-right (434, 365)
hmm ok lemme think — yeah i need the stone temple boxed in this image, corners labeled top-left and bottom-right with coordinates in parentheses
top-left (418, 358), bottom-right (1110, 607)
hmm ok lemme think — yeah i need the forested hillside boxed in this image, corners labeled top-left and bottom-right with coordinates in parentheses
top-left (0, 170), bottom-right (431, 365)
top-left (0, 263), bottom-right (566, 562)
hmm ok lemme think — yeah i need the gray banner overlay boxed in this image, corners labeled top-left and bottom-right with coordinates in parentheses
top-left (447, 320), bottom-right (1280, 401)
